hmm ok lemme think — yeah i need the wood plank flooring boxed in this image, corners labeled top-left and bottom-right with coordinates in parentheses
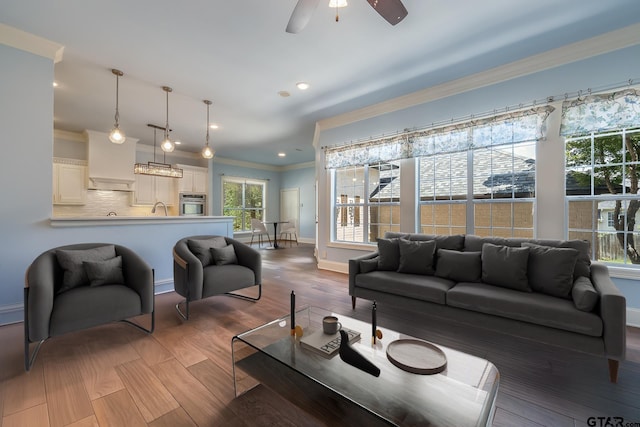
top-left (1, 243), bottom-right (639, 426)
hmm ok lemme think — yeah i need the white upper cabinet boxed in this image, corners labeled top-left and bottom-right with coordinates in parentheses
top-left (53, 160), bottom-right (87, 205)
top-left (177, 165), bottom-right (208, 194)
top-left (133, 174), bottom-right (175, 205)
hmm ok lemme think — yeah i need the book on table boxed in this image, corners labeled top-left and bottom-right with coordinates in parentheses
top-left (299, 327), bottom-right (361, 358)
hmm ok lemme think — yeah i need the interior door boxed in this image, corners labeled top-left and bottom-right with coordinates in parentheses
top-left (280, 188), bottom-right (300, 234)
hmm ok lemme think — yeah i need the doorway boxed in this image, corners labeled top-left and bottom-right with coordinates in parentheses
top-left (280, 188), bottom-right (300, 238)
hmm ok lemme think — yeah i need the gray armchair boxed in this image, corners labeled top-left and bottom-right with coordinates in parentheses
top-left (173, 235), bottom-right (262, 320)
top-left (24, 243), bottom-right (154, 371)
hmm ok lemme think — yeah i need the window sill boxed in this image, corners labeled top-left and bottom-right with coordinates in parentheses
top-left (327, 241), bottom-right (376, 252)
top-left (606, 265), bottom-right (640, 280)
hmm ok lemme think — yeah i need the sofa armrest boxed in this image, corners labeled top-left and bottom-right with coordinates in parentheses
top-left (173, 240), bottom-right (204, 301)
top-left (348, 251), bottom-right (379, 295)
top-left (228, 238), bottom-right (262, 285)
top-left (25, 252), bottom-right (57, 342)
top-left (116, 245), bottom-right (154, 314)
top-left (590, 261), bottom-right (626, 360)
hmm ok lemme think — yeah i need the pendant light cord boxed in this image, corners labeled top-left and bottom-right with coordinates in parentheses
top-left (114, 74), bottom-right (120, 126)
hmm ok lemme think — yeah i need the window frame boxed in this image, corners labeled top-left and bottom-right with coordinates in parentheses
top-left (221, 176), bottom-right (268, 233)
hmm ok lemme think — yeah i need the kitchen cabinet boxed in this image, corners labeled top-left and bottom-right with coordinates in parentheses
top-left (177, 165), bottom-right (208, 194)
top-left (133, 174), bottom-right (175, 205)
top-left (53, 161), bottom-right (87, 205)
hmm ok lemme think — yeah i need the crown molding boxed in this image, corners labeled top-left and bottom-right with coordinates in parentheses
top-left (213, 157), bottom-right (314, 172)
top-left (281, 161), bottom-right (315, 171)
top-left (0, 24), bottom-right (64, 63)
top-left (54, 129), bottom-right (87, 143)
top-left (318, 22), bottom-right (640, 131)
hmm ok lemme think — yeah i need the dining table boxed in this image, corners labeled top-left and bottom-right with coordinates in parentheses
top-left (263, 220), bottom-right (289, 249)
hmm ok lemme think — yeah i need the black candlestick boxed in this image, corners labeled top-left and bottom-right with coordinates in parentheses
top-left (290, 291), bottom-right (295, 336)
top-left (372, 301), bottom-right (377, 345)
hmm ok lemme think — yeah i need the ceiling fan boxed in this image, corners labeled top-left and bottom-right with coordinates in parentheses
top-left (286, 0), bottom-right (408, 34)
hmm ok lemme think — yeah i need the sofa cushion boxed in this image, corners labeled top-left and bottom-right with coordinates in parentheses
top-left (572, 276), bottom-right (600, 312)
top-left (464, 235), bottom-right (526, 252)
top-left (435, 249), bottom-right (482, 282)
top-left (397, 239), bottom-right (436, 275)
top-left (188, 237), bottom-right (227, 267)
top-left (522, 243), bottom-right (578, 298)
top-left (210, 244), bottom-right (238, 265)
top-left (359, 258), bottom-right (379, 273)
top-left (447, 282), bottom-right (603, 337)
top-left (355, 271), bottom-right (455, 304)
top-left (203, 264), bottom-right (256, 297)
top-left (527, 239), bottom-right (591, 279)
top-left (386, 232), bottom-right (465, 251)
top-left (56, 245), bottom-right (117, 294)
top-left (481, 243), bottom-right (531, 292)
top-left (83, 256), bottom-right (125, 287)
top-left (377, 238), bottom-right (401, 271)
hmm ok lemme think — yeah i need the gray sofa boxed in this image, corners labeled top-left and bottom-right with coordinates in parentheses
top-left (348, 232), bottom-right (626, 382)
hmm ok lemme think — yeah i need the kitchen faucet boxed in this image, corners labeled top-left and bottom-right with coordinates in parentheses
top-left (151, 201), bottom-right (168, 216)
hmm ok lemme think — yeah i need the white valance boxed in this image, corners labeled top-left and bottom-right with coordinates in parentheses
top-left (324, 106), bottom-right (554, 169)
top-left (560, 89), bottom-right (640, 136)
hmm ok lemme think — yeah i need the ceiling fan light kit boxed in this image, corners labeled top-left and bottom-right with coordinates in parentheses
top-left (286, 0), bottom-right (407, 33)
top-left (108, 69), bottom-right (126, 144)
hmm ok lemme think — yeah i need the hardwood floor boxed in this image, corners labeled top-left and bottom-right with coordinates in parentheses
top-left (1, 243), bottom-right (639, 426)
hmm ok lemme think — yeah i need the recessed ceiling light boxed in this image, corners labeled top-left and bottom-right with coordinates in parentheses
top-left (209, 124), bottom-right (219, 129)
top-left (174, 140), bottom-right (181, 145)
top-left (53, 81), bottom-right (58, 87)
top-left (278, 91), bottom-right (291, 97)
top-left (278, 152), bottom-right (286, 157)
top-left (296, 82), bottom-right (310, 90)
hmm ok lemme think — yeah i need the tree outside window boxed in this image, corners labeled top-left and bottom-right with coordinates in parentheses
top-left (222, 177), bottom-right (266, 232)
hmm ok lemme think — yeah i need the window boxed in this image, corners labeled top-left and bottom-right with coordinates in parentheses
top-left (418, 121), bottom-right (537, 238)
top-left (333, 161), bottom-right (401, 243)
top-left (565, 128), bottom-right (640, 265)
top-left (222, 177), bottom-right (266, 232)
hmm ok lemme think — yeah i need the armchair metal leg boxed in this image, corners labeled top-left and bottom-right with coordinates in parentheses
top-left (225, 283), bottom-right (262, 302)
top-left (25, 338), bottom-right (45, 372)
top-left (120, 308), bottom-right (155, 334)
top-left (175, 299), bottom-right (190, 320)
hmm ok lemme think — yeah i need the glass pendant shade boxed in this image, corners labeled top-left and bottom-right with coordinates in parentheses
top-left (109, 69), bottom-right (126, 144)
top-left (109, 126), bottom-right (125, 144)
top-left (160, 86), bottom-right (174, 153)
top-left (202, 145), bottom-right (214, 159)
top-left (160, 137), bottom-right (175, 152)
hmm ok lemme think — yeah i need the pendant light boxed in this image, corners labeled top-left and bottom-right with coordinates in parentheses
top-left (108, 69), bottom-right (126, 144)
top-left (201, 100), bottom-right (215, 159)
top-left (134, 124), bottom-right (183, 178)
top-left (160, 86), bottom-right (175, 152)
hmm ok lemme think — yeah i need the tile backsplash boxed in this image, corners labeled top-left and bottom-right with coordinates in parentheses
top-left (53, 190), bottom-right (177, 217)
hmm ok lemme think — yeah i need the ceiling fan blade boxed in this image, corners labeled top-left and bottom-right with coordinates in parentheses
top-left (286, 0), bottom-right (321, 33)
top-left (366, 0), bottom-right (408, 25)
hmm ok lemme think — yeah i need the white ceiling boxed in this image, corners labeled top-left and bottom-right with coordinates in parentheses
top-left (2, 0), bottom-right (640, 165)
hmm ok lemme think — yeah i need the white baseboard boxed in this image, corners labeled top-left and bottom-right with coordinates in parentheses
top-left (627, 308), bottom-right (640, 328)
top-left (317, 259), bottom-right (349, 274)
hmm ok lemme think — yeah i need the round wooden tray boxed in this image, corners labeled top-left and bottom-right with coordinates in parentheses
top-left (386, 339), bottom-right (447, 375)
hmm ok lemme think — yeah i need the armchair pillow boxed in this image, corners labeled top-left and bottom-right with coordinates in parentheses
top-left (481, 243), bottom-right (531, 292)
top-left (56, 245), bottom-right (117, 293)
top-left (521, 242), bottom-right (579, 298)
top-left (84, 256), bottom-right (125, 287)
top-left (435, 249), bottom-right (482, 282)
top-left (397, 239), bottom-right (436, 275)
top-left (188, 237), bottom-right (228, 267)
top-left (210, 244), bottom-right (238, 266)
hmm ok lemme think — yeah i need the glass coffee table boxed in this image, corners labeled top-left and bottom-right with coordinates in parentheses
top-left (232, 306), bottom-right (499, 427)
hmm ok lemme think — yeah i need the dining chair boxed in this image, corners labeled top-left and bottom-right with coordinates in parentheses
top-left (250, 218), bottom-right (272, 248)
top-left (279, 218), bottom-right (298, 247)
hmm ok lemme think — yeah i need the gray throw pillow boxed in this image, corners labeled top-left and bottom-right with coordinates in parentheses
top-left (435, 249), bottom-right (482, 282)
top-left (521, 242), bottom-right (579, 298)
top-left (528, 239), bottom-right (591, 279)
top-left (56, 245), bottom-right (117, 293)
top-left (572, 276), bottom-right (600, 312)
top-left (359, 258), bottom-right (379, 273)
top-left (397, 239), bottom-right (436, 275)
top-left (377, 238), bottom-right (400, 271)
top-left (188, 237), bottom-right (227, 267)
top-left (481, 243), bottom-right (531, 292)
top-left (408, 234), bottom-right (466, 251)
top-left (210, 244), bottom-right (238, 265)
top-left (84, 256), bottom-right (125, 287)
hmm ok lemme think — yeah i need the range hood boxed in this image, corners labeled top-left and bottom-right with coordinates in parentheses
top-left (85, 130), bottom-right (138, 191)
